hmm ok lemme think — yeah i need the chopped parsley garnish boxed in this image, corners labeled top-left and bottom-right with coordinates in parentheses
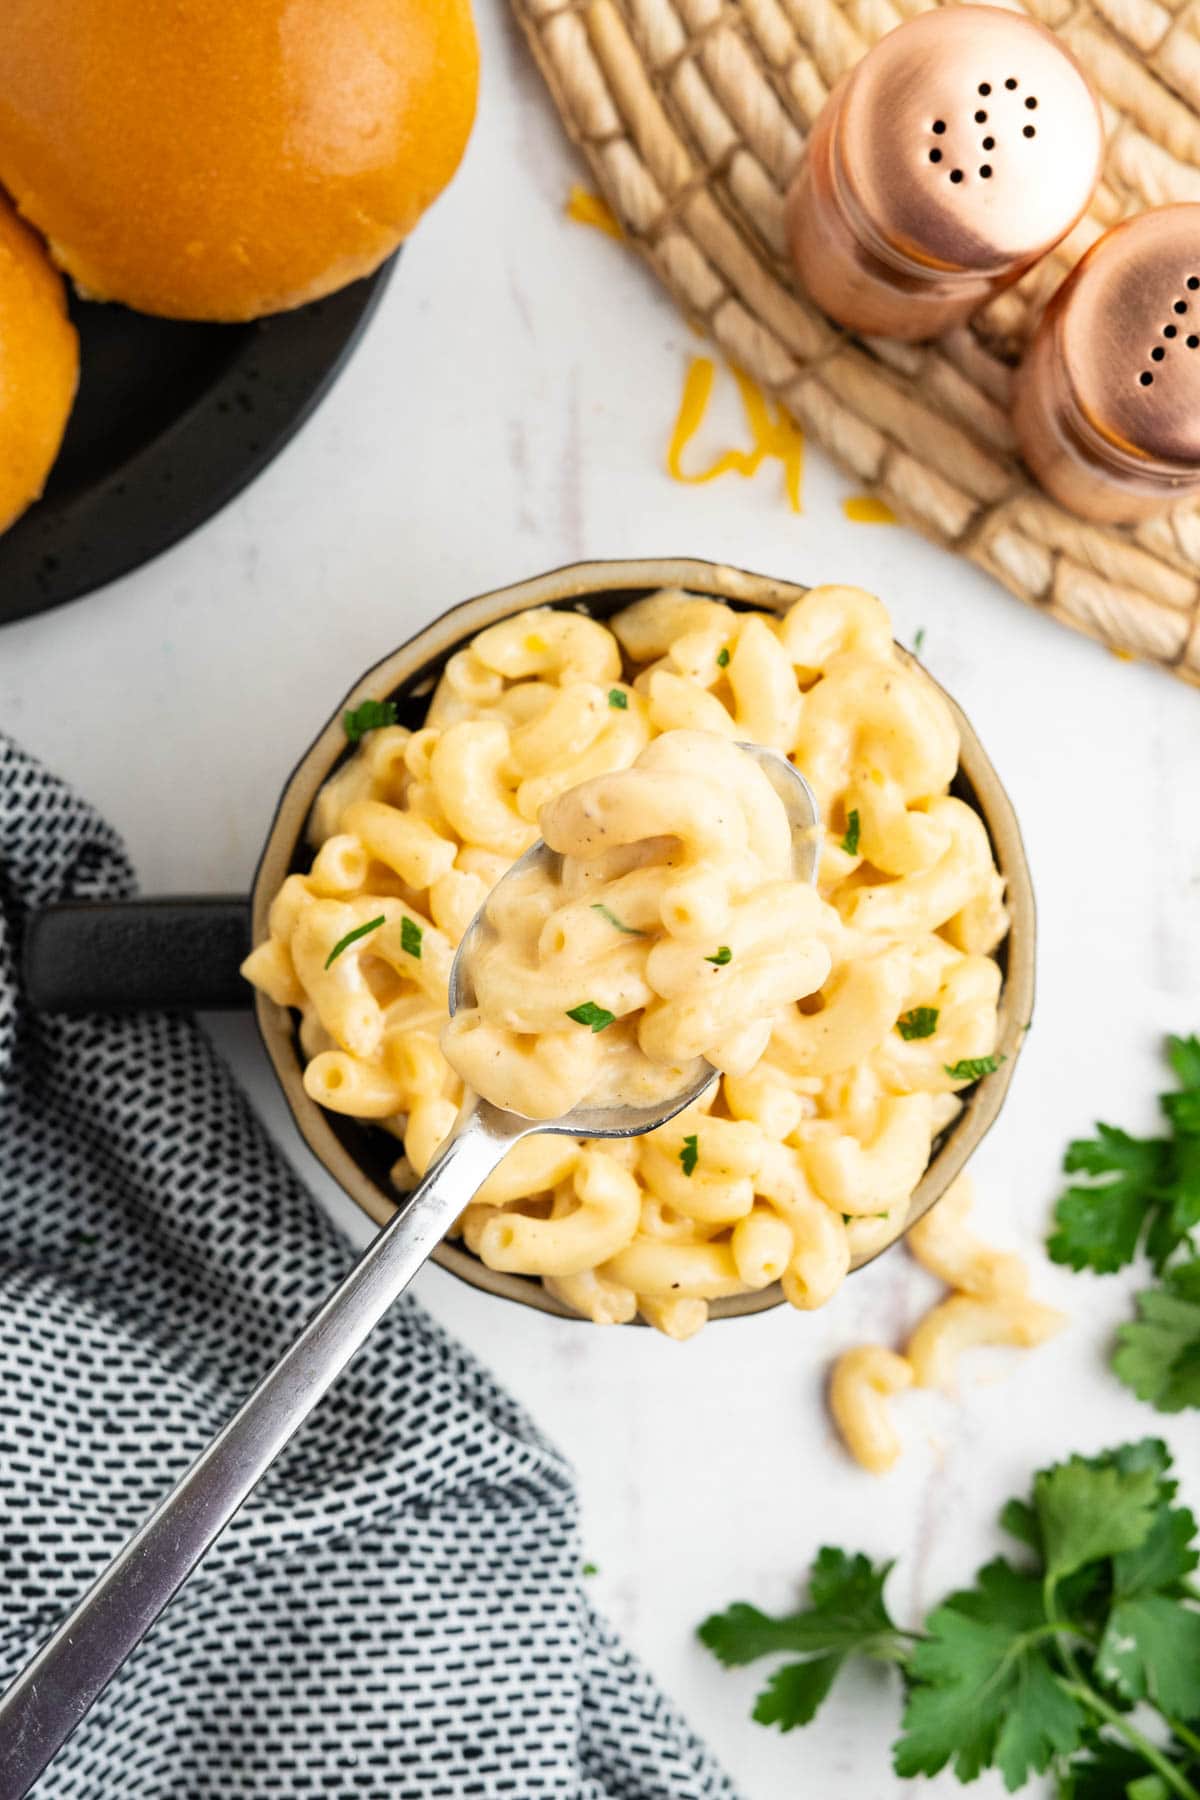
top-left (841, 810), bottom-right (861, 856)
top-left (608, 688), bottom-right (628, 709)
top-left (944, 1055), bottom-right (1004, 1082)
top-left (1049, 1033), bottom-right (1200, 1413)
top-left (567, 1001), bottom-right (615, 1033)
top-left (582, 1562), bottom-right (599, 1578)
top-left (679, 1134), bottom-right (700, 1177)
top-left (717, 647), bottom-right (731, 668)
top-left (913, 627), bottom-right (926, 655)
top-left (700, 1439), bottom-right (1200, 1793)
top-left (400, 916), bottom-right (423, 959)
top-left (591, 903), bottom-right (644, 936)
top-left (324, 915), bottom-right (385, 969)
top-left (343, 698), bottom-right (398, 744)
top-left (706, 946), bottom-right (732, 966)
top-left (897, 1007), bottom-right (939, 1041)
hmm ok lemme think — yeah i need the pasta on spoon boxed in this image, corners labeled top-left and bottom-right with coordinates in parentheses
top-left (443, 731), bottom-right (831, 1119)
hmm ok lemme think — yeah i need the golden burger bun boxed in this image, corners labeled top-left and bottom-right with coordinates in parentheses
top-left (0, 0), bottom-right (480, 322)
top-left (0, 192), bottom-right (77, 534)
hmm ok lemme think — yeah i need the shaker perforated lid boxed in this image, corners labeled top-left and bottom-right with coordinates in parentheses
top-left (836, 6), bottom-right (1103, 277)
top-left (1054, 206), bottom-right (1200, 469)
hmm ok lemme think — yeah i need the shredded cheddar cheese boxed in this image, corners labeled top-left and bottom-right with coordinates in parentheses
top-left (667, 356), bottom-right (804, 513)
top-left (842, 495), bottom-right (897, 524)
top-left (565, 185), bottom-right (624, 240)
top-left (562, 181), bottom-right (896, 532)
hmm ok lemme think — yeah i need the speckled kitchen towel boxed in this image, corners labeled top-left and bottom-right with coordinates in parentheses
top-left (0, 733), bottom-right (738, 1800)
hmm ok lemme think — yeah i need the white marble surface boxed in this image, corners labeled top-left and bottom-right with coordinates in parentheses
top-left (3, 5), bottom-right (1200, 1794)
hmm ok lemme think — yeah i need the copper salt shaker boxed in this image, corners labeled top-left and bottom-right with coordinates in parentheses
top-left (1013, 206), bottom-right (1200, 522)
top-left (786, 7), bottom-right (1104, 341)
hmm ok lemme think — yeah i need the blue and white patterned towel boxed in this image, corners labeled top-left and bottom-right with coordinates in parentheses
top-left (0, 734), bottom-right (738, 1800)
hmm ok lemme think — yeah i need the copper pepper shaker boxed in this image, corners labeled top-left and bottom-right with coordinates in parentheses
top-left (1013, 205), bottom-right (1200, 522)
top-left (786, 6), bottom-right (1104, 341)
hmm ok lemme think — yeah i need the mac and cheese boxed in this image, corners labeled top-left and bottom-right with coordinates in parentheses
top-left (442, 731), bottom-right (831, 1118)
top-left (243, 585), bottom-right (1009, 1337)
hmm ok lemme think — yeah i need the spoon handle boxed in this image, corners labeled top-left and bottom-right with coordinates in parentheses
top-left (0, 1105), bottom-right (519, 1800)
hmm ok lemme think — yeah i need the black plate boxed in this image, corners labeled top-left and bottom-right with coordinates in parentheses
top-left (0, 257), bottom-right (395, 627)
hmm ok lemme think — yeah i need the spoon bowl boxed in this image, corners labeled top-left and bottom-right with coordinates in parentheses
top-left (447, 741), bottom-right (821, 1139)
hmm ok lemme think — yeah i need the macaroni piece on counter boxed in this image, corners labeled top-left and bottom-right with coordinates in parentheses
top-left (243, 586), bottom-right (1009, 1336)
top-left (443, 731), bottom-right (832, 1118)
top-left (828, 1177), bottom-right (1066, 1472)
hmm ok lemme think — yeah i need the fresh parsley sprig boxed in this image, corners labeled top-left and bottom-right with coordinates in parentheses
top-left (325, 915), bottom-right (385, 969)
top-left (700, 1440), bottom-right (1200, 1797)
top-left (343, 699), bottom-right (397, 744)
top-left (590, 904), bottom-right (644, 937)
top-left (897, 1007), bottom-right (939, 1041)
top-left (566, 1001), bottom-right (615, 1033)
top-left (1048, 1034), bottom-right (1200, 1413)
top-left (945, 1054), bottom-right (1005, 1083)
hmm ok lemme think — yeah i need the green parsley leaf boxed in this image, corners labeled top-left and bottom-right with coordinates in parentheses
top-left (343, 698), bottom-right (398, 744)
top-left (608, 687), bottom-right (628, 709)
top-left (582, 1562), bottom-right (599, 1577)
top-left (1049, 1126), bottom-right (1172, 1274)
top-left (840, 810), bottom-right (861, 856)
top-left (894, 1560), bottom-right (1087, 1789)
top-left (944, 1055), bottom-right (1005, 1082)
top-left (1057, 1742), bottom-right (1165, 1800)
top-left (1168, 1032), bottom-right (1200, 1093)
top-left (400, 916), bottom-right (423, 959)
top-left (706, 946), bottom-right (732, 966)
top-left (1113, 1267), bottom-right (1200, 1413)
top-left (897, 1007), bottom-right (939, 1041)
top-left (699, 1550), bottom-right (905, 1735)
top-left (751, 1656), bottom-right (842, 1732)
top-left (590, 903), bottom-right (644, 936)
top-left (913, 627), bottom-right (926, 655)
top-left (1113, 1496), bottom-right (1200, 1597)
top-left (998, 1495), bottom-right (1042, 1554)
top-left (1128, 1777), bottom-right (1174, 1800)
top-left (324, 915), bottom-right (386, 970)
top-left (566, 1001), bottom-right (615, 1033)
top-left (716, 646), bottom-right (731, 668)
top-left (679, 1134), bottom-right (699, 1177)
top-left (1096, 1593), bottom-right (1200, 1718)
top-left (1049, 1033), bottom-right (1200, 1292)
top-left (1034, 1455), bottom-right (1161, 1583)
top-left (699, 1551), bottom-right (902, 1667)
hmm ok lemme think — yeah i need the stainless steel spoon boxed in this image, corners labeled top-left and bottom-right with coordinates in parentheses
top-left (0, 747), bottom-right (818, 1800)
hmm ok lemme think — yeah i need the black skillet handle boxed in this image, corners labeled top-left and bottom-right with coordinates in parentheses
top-left (22, 898), bottom-right (254, 1014)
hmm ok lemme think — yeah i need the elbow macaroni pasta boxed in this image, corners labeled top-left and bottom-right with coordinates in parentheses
top-left (828, 1177), bottom-right (1066, 1472)
top-left (243, 586), bottom-right (1009, 1337)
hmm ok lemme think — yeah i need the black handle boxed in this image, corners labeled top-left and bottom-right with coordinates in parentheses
top-left (23, 898), bottom-right (254, 1014)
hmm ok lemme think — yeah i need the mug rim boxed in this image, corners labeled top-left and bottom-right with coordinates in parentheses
top-left (250, 557), bottom-right (1036, 1323)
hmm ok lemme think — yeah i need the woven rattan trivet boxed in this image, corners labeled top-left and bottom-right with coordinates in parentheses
top-left (513, 0), bottom-right (1200, 686)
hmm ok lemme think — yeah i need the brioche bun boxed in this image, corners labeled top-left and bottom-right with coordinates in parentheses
top-left (0, 193), bottom-right (77, 534)
top-left (0, 0), bottom-right (479, 322)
